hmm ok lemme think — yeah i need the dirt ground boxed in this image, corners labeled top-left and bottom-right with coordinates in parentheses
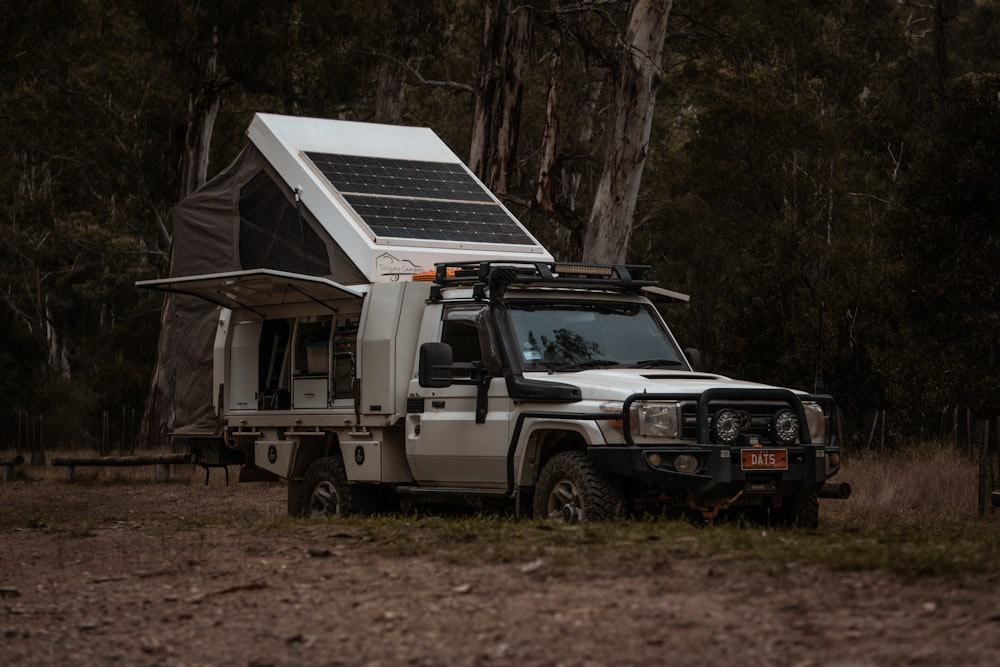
top-left (2, 472), bottom-right (999, 667)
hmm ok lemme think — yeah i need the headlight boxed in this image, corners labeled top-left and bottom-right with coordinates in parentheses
top-left (801, 401), bottom-right (826, 444)
top-left (603, 401), bottom-right (680, 438)
top-left (633, 402), bottom-right (680, 437)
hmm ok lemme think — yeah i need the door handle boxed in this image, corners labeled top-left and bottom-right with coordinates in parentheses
top-left (431, 400), bottom-right (446, 409)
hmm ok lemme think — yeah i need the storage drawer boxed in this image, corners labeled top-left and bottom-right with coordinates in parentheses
top-left (293, 377), bottom-right (328, 409)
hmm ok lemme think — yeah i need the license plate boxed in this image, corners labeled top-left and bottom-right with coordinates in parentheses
top-left (740, 449), bottom-right (788, 470)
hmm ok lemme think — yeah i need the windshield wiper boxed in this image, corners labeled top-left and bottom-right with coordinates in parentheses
top-left (634, 358), bottom-right (684, 368)
top-left (552, 358), bottom-right (620, 372)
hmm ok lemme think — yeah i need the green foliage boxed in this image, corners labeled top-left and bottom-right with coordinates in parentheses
top-left (882, 75), bottom-right (1000, 425)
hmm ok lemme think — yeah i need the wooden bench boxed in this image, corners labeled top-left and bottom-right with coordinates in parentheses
top-left (50, 454), bottom-right (195, 483)
top-left (1, 456), bottom-right (25, 482)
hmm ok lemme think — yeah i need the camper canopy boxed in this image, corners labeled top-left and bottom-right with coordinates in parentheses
top-left (148, 113), bottom-right (551, 436)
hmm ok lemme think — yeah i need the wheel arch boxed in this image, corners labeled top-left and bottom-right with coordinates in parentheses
top-left (289, 431), bottom-right (344, 480)
top-left (518, 421), bottom-right (600, 486)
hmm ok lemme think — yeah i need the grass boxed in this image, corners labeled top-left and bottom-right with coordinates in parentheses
top-left (4, 444), bottom-right (999, 579)
top-left (826, 443), bottom-right (989, 529)
top-left (313, 442), bottom-right (1000, 579)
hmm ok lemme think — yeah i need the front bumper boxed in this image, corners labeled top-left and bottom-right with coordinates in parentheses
top-left (587, 388), bottom-right (841, 500)
top-left (588, 443), bottom-right (840, 499)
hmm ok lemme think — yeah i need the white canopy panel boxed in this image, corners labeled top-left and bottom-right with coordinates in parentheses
top-left (247, 113), bottom-right (552, 283)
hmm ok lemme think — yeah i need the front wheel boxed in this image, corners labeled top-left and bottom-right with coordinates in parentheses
top-left (533, 451), bottom-right (625, 522)
top-left (300, 455), bottom-right (372, 518)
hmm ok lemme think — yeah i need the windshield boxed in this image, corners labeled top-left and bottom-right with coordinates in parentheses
top-left (506, 301), bottom-right (686, 371)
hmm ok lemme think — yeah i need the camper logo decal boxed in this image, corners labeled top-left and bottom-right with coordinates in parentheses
top-left (376, 252), bottom-right (423, 281)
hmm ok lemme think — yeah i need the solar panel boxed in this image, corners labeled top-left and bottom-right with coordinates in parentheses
top-left (306, 153), bottom-right (494, 202)
top-left (344, 195), bottom-right (532, 244)
top-left (305, 152), bottom-right (532, 244)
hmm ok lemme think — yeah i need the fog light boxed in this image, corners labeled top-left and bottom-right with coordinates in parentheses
top-left (713, 409), bottom-right (742, 444)
top-left (828, 452), bottom-right (841, 467)
top-left (674, 454), bottom-right (699, 474)
top-left (646, 452), bottom-right (663, 467)
top-left (771, 408), bottom-right (800, 445)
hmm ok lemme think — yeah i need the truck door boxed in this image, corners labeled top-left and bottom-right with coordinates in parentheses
top-left (406, 304), bottom-right (511, 488)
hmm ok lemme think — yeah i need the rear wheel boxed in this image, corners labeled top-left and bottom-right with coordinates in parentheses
top-left (533, 451), bottom-right (625, 522)
top-left (301, 455), bottom-right (372, 518)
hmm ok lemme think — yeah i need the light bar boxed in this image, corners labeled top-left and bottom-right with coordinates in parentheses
top-left (553, 264), bottom-right (614, 277)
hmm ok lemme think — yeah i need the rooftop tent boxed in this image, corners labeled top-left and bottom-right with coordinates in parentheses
top-left (169, 141), bottom-right (367, 284)
top-left (148, 113), bottom-right (551, 437)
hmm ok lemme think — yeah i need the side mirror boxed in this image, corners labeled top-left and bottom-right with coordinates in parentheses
top-left (419, 342), bottom-right (454, 388)
top-left (684, 347), bottom-right (703, 372)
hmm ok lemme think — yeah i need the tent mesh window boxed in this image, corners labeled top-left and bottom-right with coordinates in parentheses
top-left (238, 170), bottom-right (331, 275)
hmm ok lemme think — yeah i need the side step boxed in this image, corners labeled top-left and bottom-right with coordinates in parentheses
top-left (395, 486), bottom-right (510, 499)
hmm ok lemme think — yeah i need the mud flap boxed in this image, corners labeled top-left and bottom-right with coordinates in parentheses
top-left (287, 478), bottom-right (305, 516)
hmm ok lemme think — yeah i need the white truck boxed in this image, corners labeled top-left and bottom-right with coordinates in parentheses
top-left (141, 113), bottom-right (847, 526)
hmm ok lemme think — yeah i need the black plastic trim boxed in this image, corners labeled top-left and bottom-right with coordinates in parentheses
top-left (504, 375), bottom-right (582, 402)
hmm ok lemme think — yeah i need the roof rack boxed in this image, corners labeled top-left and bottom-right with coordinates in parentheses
top-left (428, 260), bottom-right (657, 301)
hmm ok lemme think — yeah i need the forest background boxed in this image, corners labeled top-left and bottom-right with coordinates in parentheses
top-left (1, 0), bottom-right (998, 452)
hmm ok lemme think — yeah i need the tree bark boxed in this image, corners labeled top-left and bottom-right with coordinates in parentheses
top-left (374, 56), bottom-right (410, 124)
top-left (179, 30), bottom-right (223, 200)
top-left (581, 0), bottom-right (672, 264)
top-left (533, 6), bottom-right (604, 258)
top-left (534, 9), bottom-right (565, 223)
top-left (468, 0), bottom-right (532, 196)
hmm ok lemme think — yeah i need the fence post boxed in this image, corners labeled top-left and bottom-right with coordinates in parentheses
top-left (102, 410), bottom-right (110, 456)
top-left (979, 419), bottom-right (989, 517)
top-left (36, 415), bottom-right (45, 465)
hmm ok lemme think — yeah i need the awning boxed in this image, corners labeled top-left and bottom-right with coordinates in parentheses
top-left (137, 269), bottom-right (365, 317)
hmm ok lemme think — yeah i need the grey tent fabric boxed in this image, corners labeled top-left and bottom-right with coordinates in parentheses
top-left (156, 144), bottom-right (367, 435)
top-left (171, 144), bottom-right (367, 283)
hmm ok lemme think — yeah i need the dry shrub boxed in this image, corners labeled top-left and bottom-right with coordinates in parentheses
top-left (825, 443), bottom-right (990, 531)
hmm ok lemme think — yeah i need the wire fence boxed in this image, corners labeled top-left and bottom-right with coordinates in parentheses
top-left (11, 406), bottom-right (139, 461)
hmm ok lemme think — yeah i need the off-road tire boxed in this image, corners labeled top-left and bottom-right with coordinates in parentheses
top-left (533, 451), bottom-right (625, 522)
top-left (771, 493), bottom-right (819, 529)
top-left (300, 455), bottom-right (373, 518)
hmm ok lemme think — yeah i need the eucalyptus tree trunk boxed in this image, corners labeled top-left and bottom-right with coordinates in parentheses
top-left (534, 6), bottom-right (607, 259)
top-left (468, 0), bottom-right (531, 196)
top-left (374, 56), bottom-right (410, 124)
top-left (534, 10), bottom-right (565, 224)
top-left (179, 68), bottom-right (220, 198)
top-left (581, 0), bottom-right (672, 264)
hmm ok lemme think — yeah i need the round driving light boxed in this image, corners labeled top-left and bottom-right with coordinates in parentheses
top-left (647, 452), bottom-right (663, 468)
top-left (771, 409), bottom-right (800, 444)
top-left (828, 452), bottom-right (841, 467)
top-left (674, 454), bottom-right (699, 474)
top-left (713, 409), bottom-right (742, 444)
